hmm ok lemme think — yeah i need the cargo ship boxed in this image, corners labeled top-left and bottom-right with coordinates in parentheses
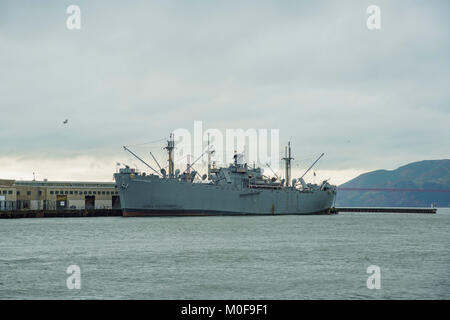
top-left (114, 134), bottom-right (336, 216)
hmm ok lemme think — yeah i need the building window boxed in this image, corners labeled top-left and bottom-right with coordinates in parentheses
top-left (93, 191), bottom-right (96, 195)
top-left (17, 191), bottom-right (20, 196)
top-left (8, 190), bottom-right (12, 194)
top-left (106, 191), bottom-right (110, 195)
top-left (38, 191), bottom-right (42, 196)
top-left (55, 191), bottom-right (59, 195)
top-left (27, 191), bottom-right (31, 196)
top-left (65, 191), bottom-right (68, 195)
top-left (2, 190), bottom-right (6, 195)
top-left (70, 191), bottom-right (73, 195)
top-left (88, 191), bottom-right (92, 194)
top-left (50, 191), bottom-right (54, 195)
top-left (84, 191), bottom-right (87, 195)
top-left (102, 191), bottom-right (105, 195)
top-left (60, 191), bottom-right (63, 194)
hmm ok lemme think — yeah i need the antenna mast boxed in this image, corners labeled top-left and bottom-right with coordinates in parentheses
top-left (164, 133), bottom-right (175, 178)
top-left (282, 141), bottom-right (294, 187)
top-left (207, 134), bottom-right (211, 180)
top-left (187, 154), bottom-right (191, 175)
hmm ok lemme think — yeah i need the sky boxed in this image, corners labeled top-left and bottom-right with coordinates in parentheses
top-left (0, 0), bottom-right (449, 185)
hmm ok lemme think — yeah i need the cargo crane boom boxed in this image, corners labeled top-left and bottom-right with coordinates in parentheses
top-left (300, 153), bottom-right (324, 180)
top-left (123, 146), bottom-right (161, 176)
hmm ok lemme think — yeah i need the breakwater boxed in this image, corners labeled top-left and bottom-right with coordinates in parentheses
top-left (334, 207), bottom-right (437, 214)
top-left (0, 209), bottom-right (122, 219)
top-left (0, 207), bottom-right (439, 218)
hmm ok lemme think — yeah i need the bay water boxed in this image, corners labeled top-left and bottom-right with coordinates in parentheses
top-left (1, 209), bottom-right (449, 299)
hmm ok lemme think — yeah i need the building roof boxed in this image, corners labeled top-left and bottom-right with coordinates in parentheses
top-left (2, 179), bottom-right (115, 188)
top-left (0, 179), bottom-right (15, 187)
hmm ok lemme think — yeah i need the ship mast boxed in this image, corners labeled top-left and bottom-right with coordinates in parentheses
top-left (205, 133), bottom-right (216, 180)
top-left (282, 141), bottom-right (294, 187)
top-left (164, 133), bottom-right (175, 178)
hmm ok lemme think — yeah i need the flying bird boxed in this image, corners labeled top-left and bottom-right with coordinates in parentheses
top-left (63, 119), bottom-right (68, 124)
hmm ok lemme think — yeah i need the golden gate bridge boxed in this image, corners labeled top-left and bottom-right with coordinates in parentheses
top-left (337, 187), bottom-right (450, 193)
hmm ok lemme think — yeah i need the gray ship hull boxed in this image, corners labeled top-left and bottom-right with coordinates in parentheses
top-left (114, 173), bottom-right (336, 216)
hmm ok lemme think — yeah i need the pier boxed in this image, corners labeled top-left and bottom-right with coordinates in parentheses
top-left (0, 209), bottom-right (122, 219)
top-left (333, 207), bottom-right (437, 214)
top-left (0, 207), bottom-right (439, 218)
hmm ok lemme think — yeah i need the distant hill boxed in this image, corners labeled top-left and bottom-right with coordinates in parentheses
top-left (335, 160), bottom-right (450, 207)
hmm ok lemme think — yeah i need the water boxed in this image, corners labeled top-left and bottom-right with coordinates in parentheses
top-left (1, 209), bottom-right (449, 299)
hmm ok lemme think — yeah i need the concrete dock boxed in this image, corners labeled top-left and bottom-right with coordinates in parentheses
top-left (0, 209), bottom-right (122, 219)
top-left (0, 207), bottom-right (438, 218)
top-left (333, 207), bottom-right (437, 214)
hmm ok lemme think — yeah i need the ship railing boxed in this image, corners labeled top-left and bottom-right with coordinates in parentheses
top-left (248, 184), bottom-right (283, 189)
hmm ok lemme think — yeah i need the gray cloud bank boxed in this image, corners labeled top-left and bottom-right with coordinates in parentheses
top-left (1, 0), bottom-right (449, 173)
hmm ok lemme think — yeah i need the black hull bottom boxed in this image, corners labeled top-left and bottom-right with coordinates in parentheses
top-left (122, 208), bottom-right (336, 217)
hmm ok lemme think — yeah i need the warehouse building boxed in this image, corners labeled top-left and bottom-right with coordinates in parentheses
top-left (0, 179), bottom-right (16, 211)
top-left (0, 179), bottom-right (120, 211)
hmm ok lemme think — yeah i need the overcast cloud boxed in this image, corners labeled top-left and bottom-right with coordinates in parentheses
top-left (0, 0), bottom-right (449, 184)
